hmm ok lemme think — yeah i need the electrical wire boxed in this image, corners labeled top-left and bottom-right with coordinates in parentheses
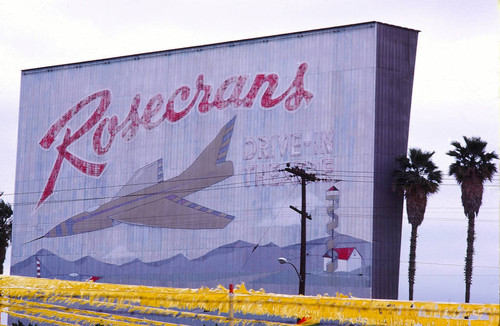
top-left (4, 168), bottom-right (499, 208)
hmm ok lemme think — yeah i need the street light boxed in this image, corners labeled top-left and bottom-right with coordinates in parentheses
top-left (278, 257), bottom-right (302, 294)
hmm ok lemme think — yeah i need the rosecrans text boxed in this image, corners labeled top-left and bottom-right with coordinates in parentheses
top-left (37, 63), bottom-right (314, 208)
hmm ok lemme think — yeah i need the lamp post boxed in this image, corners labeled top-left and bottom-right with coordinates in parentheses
top-left (278, 257), bottom-right (302, 294)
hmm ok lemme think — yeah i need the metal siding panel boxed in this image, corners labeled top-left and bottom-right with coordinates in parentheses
top-left (372, 23), bottom-right (418, 299)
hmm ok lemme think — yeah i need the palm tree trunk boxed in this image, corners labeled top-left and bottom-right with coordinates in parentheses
top-left (464, 214), bottom-right (475, 303)
top-left (0, 234), bottom-right (7, 274)
top-left (0, 246), bottom-right (4, 274)
top-left (408, 224), bottom-right (418, 301)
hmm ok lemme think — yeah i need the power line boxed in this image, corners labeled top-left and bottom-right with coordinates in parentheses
top-left (6, 165), bottom-right (498, 196)
top-left (5, 170), bottom-right (499, 207)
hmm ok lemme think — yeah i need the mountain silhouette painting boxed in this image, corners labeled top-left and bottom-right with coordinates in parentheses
top-left (12, 234), bottom-right (371, 296)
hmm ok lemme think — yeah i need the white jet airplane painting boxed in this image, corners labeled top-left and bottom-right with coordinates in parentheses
top-left (35, 116), bottom-right (236, 239)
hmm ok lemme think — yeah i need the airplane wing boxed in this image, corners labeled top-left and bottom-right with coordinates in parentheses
top-left (109, 194), bottom-right (235, 229)
top-left (113, 159), bottom-right (163, 199)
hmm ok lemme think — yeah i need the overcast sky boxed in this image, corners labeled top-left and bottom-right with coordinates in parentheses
top-left (0, 0), bottom-right (498, 304)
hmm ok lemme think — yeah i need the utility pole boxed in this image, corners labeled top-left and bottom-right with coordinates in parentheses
top-left (284, 165), bottom-right (319, 295)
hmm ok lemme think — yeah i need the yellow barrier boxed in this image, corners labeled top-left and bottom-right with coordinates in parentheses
top-left (0, 275), bottom-right (498, 325)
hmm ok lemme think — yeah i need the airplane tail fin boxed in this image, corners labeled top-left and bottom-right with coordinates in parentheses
top-left (178, 116), bottom-right (236, 182)
top-left (215, 116), bottom-right (236, 164)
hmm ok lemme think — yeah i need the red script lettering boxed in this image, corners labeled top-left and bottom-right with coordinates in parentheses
top-left (37, 63), bottom-right (313, 208)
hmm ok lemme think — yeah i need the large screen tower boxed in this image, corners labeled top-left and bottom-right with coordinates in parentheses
top-left (13, 22), bottom-right (417, 299)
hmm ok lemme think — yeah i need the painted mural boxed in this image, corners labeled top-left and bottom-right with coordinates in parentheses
top-left (33, 116), bottom-right (237, 240)
top-left (13, 22), bottom-right (418, 298)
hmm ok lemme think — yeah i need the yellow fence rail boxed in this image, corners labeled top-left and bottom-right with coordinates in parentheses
top-left (0, 275), bottom-right (498, 325)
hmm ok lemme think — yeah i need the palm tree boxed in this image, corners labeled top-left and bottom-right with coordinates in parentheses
top-left (447, 136), bottom-right (498, 303)
top-left (0, 195), bottom-right (13, 275)
top-left (393, 148), bottom-right (442, 301)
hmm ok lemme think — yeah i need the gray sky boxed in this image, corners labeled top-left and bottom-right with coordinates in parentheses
top-left (0, 0), bottom-right (498, 304)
